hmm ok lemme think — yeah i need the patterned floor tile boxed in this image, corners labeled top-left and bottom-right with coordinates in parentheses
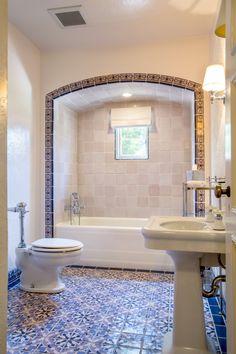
top-left (7, 267), bottom-right (225, 354)
top-left (142, 334), bottom-right (163, 351)
top-left (114, 347), bottom-right (141, 353)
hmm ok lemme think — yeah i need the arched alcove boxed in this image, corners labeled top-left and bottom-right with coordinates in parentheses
top-left (45, 73), bottom-right (205, 237)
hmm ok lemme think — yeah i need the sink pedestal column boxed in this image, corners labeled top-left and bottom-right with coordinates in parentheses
top-left (162, 251), bottom-right (214, 354)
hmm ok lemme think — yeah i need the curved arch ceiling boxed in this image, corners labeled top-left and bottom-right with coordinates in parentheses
top-left (56, 82), bottom-right (194, 112)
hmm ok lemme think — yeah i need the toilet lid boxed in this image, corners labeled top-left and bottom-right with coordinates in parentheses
top-left (31, 238), bottom-right (83, 253)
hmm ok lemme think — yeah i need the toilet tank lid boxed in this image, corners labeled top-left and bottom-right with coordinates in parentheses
top-left (32, 238), bottom-right (83, 249)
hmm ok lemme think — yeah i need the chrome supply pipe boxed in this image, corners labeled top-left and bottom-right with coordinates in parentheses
top-left (202, 253), bottom-right (226, 300)
top-left (8, 202), bottom-right (29, 248)
top-left (202, 274), bottom-right (226, 298)
top-left (218, 253), bottom-right (226, 269)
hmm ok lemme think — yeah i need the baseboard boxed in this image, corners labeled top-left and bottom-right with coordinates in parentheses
top-left (8, 268), bottom-right (21, 289)
top-left (69, 265), bottom-right (174, 274)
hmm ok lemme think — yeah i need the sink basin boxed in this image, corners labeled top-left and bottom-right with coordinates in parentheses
top-left (142, 216), bottom-right (226, 253)
top-left (160, 219), bottom-right (207, 231)
top-left (141, 216), bottom-right (227, 354)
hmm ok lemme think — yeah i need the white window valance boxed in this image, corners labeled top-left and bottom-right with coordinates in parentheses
top-left (110, 106), bottom-right (152, 128)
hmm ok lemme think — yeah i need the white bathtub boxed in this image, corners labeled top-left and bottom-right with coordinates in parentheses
top-left (55, 217), bottom-right (173, 271)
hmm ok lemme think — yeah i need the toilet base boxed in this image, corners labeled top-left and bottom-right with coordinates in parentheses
top-left (15, 243), bottom-right (83, 294)
top-left (19, 282), bottom-right (65, 293)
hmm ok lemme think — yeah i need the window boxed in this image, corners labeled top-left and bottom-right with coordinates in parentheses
top-left (115, 126), bottom-right (149, 160)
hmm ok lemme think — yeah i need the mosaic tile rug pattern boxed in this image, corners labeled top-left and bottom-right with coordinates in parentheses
top-left (8, 267), bottom-right (222, 354)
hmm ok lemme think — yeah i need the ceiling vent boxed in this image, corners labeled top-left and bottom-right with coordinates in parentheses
top-left (48, 6), bottom-right (86, 28)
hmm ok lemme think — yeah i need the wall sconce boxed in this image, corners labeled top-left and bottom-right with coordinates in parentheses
top-left (202, 64), bottom-right (225, 104)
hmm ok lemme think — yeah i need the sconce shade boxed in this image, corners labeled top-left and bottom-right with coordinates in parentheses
top-left (202, 64), bottom-right (225, 92)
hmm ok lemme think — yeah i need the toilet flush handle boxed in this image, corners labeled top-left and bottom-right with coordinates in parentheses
top-left (8, 202), bottom-right (29, 248)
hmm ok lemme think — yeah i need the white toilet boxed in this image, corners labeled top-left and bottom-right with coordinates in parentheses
top-left (15, 238), bottom-right (84, 293)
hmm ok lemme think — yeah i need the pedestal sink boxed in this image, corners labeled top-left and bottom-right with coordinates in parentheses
top-left (142, 216), bottom-right (227, 354)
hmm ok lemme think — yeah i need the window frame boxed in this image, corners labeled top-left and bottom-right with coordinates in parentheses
top-left (115, 126), bottom-right (149, 160)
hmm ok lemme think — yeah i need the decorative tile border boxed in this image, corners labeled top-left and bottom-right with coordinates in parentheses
top-left (44, 73), bottom-right (205, 237)
top-left (70, 264), bottom-right (174, 274)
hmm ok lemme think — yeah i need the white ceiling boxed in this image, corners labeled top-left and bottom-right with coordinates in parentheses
top-left (8, 0), bottom-right (218, 111)
top-left (57, 82), bottom-right (194, 112)
top-left (8, 0), bottom-right (220, 51)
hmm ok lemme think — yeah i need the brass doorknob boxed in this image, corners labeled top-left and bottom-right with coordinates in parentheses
top-left (214, 185), bottom-right (231, 198)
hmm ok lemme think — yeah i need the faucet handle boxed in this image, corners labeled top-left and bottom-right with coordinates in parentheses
top-left (205, 205), bottom-right (216, 223)
top-left (213, 209), bottom-right (224, 218)
top-left (206, 205), bottom-right (215, 212)
top-left (213, 209), bottom-right (225, 230)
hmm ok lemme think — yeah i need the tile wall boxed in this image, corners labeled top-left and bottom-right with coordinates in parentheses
top-left (54, 101), bottom-right (78, 223)
top-left (77, 98), bottom-right (193, 218)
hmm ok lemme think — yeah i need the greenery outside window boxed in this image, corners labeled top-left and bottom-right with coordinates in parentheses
top-left (115, 126), bottom-right (149, 160)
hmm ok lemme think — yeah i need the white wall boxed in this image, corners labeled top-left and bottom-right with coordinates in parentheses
top-left (208, 33), bottom-right (226, 185)
top-left (41, 36), bottom-right (210, 94)
top-left (8, 23), bottom-right (41, 270)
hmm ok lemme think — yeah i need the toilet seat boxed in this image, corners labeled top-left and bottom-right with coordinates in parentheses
top-left (31, 238), bottom-right (83, 253)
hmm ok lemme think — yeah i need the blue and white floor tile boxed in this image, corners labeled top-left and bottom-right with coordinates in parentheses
top-left (8, 267), bottom-right (225, 353)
